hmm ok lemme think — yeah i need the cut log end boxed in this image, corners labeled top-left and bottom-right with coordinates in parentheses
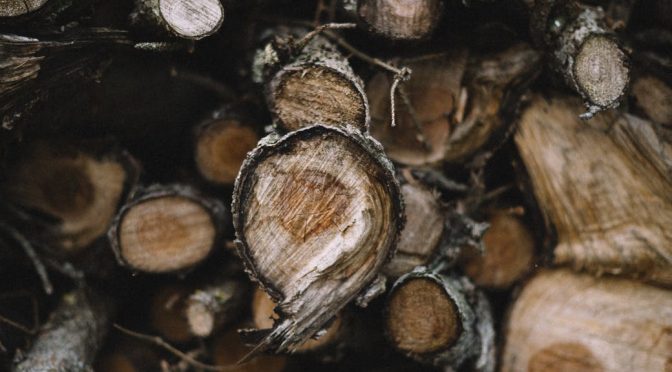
top-left (573, 35), bottom-right (629, 109)
top-left (357, 0), bottom-right (443, 40)
top-left (195, 119), bottom-right (259, 185)
top-left (158, 0), bottom-right (224, 39)
top-left (185, 302), bottom-right (215, 337)
top-left (0, 0), bottom-right (48, 17)
top-left (271, 66), bottom-right (368, 132)
top-left (387, 278), bottom-right (461, 354)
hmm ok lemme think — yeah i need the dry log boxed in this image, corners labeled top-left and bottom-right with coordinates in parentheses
top-left (460, 208), bottom-right (535, 289)
top-left (356, 0), bottom-right (444, 41)
top-left (530, 0), bottom-right (629, 118)
top-left (515, 94), bottom-right (672, 285)
top-left (367, 43), bottom-right (540, 165)
top-left (13, 287), bottom-right (113, 372)
top-left (131, 0), bottom-right (224, 40)
top-left (232, 125), bottom-right (403, 353)
top-left (630, 75), bottom-right (672, 127)
top-left (1, 139), bottom-right (140, 253)
top-left (255, 30), bottom-right (369, 132)
top-left (108, 184), bottom-right (227, 274)
top-left (501, 269), bottom-right (672, 372)
top-left (385, 267), bottom-right (495, 371)
top-left (212, 327), bottom-right (287, 372)
top-left (185, 276), bottom-right (248, 338)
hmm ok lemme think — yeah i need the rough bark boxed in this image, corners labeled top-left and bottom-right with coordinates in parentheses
top-left (13, 287), bottom-right (113, 372)
top-left (502, 269), bottom-right (672, 372)
top-left (185, 276), bottom-right (248, 337)
top-left (385, 267), bottom-right (495, 371)
top-left (530, 0), bottom-right (629, 118)
top-left (108, 184), bottom-right (227, 274)
top-left (356, 0), bottom-right (444, 41)
top-left (368, 43), bottom-right (540, 166)
top-left (515, 94), bottom-right (672, 285)
top-left (131, 0), bottom-right (224, 40)
top-left (232, 125), bottom-right (403, 353)
top-left (630, 75), bottom-right (672, 127)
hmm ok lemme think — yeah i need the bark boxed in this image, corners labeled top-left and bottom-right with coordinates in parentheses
top-left (255, 29), bottom-right (369, 133)
top-left (367, 43), bottom-right (540, 166)
top-left (356, 0), bottom-right (444, 41)
top-left (13, 287), bottom-right (113, 372)
top-left (630, 75), bottom-right (672, 127)
top-left (530, 0), bottom-right (629, 118)
top-left (185, 276), bottom-right (249, 337)
top-left (502, 269), bottom-right (672, 372)
top-left (515, 94), bottom-right (672, 285)
top-left (131, 0), bottom-right (224, 40)
top-left (232, 125), bottom-right (403, 353)
top-left (108, 183), bottom-right (227, 274)
top-left (385, 267), bottom-right (495, 371)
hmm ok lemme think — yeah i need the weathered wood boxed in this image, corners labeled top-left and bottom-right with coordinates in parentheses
top-left (356, 0), bottom-right (444, 41)
top-left (502, 269), bottom-right (672, 372)
top-left (0, 0), bottom-right (49, 17)
top-left (515, 95), bottom-right (672, 285)
top-left (131, 0), bottom-right (224, 40)
top-left (232, 125), bottom-right (403, 353)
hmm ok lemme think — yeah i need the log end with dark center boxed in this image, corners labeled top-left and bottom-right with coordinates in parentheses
top-left (573, 35), bottom-right (629, 109)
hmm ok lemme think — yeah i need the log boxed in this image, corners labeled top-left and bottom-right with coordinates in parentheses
top-left (501, 269), bottom-right (672, 372)
top-left (530, 0), bottom-right (629, 117)
top-left (0, 0), bottom-right (49, 17)
top-left (131, 0), bottom-right (224, 40)
top-left (385, 267), bottom-right (495, 371)
top-left (356, 0), bottom-right (444, 41)
top-left (212, 327), bottom-right (287, 372)
top-left (515, 94), bottom-right (672, 285)
top-left (460, 208), bottom-right (535, 289)
top-left (185, 276), bottom-right (248, 337)
top-left (257, 30), bottom-right (369, 133)
top-left (149, 284), bottom-right (193, 343)
top-left (232, 125), bottom-right (403, 353)
top-left (1, 139), bottom-right (140, 253)
top-left (194, 108), bottom-right (260, 186)
top-left (367, 43), bottom-right (540, 165)
top-left (13, 288), bottom-right (113, 371)
top-left (108, 184), bottom-right (227, 273)
top-left (630, 75), bottom-right (672, 127)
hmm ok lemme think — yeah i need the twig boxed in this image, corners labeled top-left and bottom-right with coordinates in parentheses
top-left (114, 324), bottom-right (243, 371)
top-left (0, 222), bottom-right (52, 295)
top-left (0, 313), bottom-right (35, 335)
top-left (398, 84), bottom-right (431, 151)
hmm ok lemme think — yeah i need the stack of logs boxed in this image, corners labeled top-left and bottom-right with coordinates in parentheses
top-left (1, 0), bottom-right (671, 371)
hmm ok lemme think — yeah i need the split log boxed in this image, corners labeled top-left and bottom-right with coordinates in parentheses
top-left (255, 30), bottom-right (369, 132)
top-left (515, 95), bottom-right (672, 285)
top-left (108, 184), bottom-right (227, 274)
top-left (501, 269), bottom-right (672, 372)
top-left (212, 327), bottom-right (287, 372)
top-left (13, 288), bottom-right (113, 372)
top-left (131, 0), bottom-right (224, 40)
top-left (367, 43), bottom-right (540, 166)
top-left (194, 108), bottom-right (260, 186)
top-left (530, 0), bottom-right (629, 117)
top-left (385, 267), bottom-right (495, 371)
top-left (185, 276), bottom-right (248, 338)
top-left (460, 208), bottom-right (535, 289)
top-left (356, 0), bottom-right (444, 41)
top-left (630, 75), bottom-right (672, 127)
top-left (232, 125), bottom-right (403, 353)
top-left (1, 139), bottom-right (140, 253)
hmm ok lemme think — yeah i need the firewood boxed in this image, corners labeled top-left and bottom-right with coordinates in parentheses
top-left (12, 287), bottom-right (113, 371)
top-left (131, 0), bottom-right (224, 40)
top-left (530, 0), bottom-right (629, 118)
top-left (255, 29), bottom-right (369, 132)
top-left (355, 0), bottom-right (444, 41)
top-left (232, 125), bottom-right (403, 353)
top-left (185, 276), bottom-right (248, 338)
top-left (108, 184), bottom-right (227, 274)
top-left (501, 269), bottom-right (672, 372)
top-left (367, 43), bottom-right (540, 165)
top-left (515, 94), bottom-right (672, 285)
top-left (149, 284), bottom-right (193, 343)
top-left (0, 0), bottom-right (49, 18)
top-left (385, 267), bottom-right (495, 371)
top-left (460, 209), bottom-right (535, 289)
top-left (630, 75), bottom-right (672, 127)
top-left (1, 139), bottom-right (140, 253)
top-left (212, 327), bottom-right (287, 372)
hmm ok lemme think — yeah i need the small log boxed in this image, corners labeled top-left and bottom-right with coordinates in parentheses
top-left (185, 276), bottom-right (248, 338)
top-left (356, 0), bottom-right (444, 41)
top-left (149, 284), bottom-right (193, 343)
top-left (385, 267), bottom-right (495, 371)
top-left (257, 30), bottom-right (369, 132)
top-left (367, 43), bottom-right (539, 165)
top-left (131, 0), bottom-right (224, 40)
top-left (1, 139), bottom-right (140, 253)
top-left (13, 288), bottom-right (113, 371)
top-left (212, 327), bottom-right (287, 372)
top-left (530, 0), bottom-right (629, 117)
top-left (0, 0), bottom-right (49, 17)
top-left (515, 95), bottom-right (672, 285)
top-left (232, 125), bottom-right (403, 352)
top-left (108, 184), bottom-right (227, 274)
top-left (194, 108), bottom-right (260, 186)
top-left (501, 269), bottom-right (672, 372)
top-left (460, 209), bottom-right (535, 289)
top-left (630, 75), bottom-right (672, 127)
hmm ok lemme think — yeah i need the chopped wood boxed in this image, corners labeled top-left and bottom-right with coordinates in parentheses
top-left (131, 0), bottom-right (224, 40)
top-left (356, 0), bottom-right (444, 41)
